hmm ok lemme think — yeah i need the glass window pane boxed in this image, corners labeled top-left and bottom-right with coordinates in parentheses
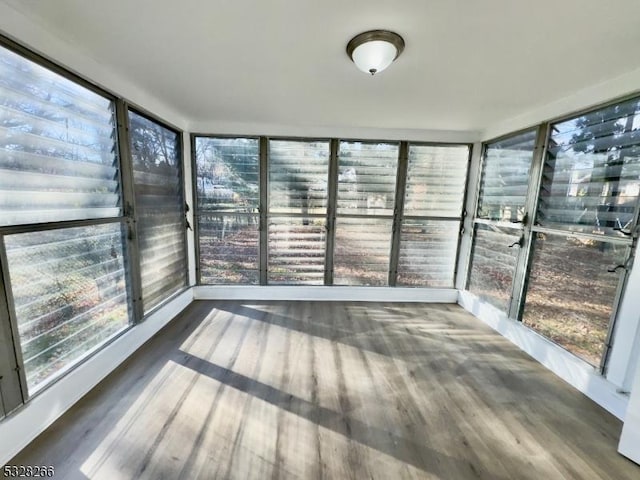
top-left (337, 141), bottom-right (398, 216)
top-left (0, 45), bottom-right (121, 225)
top-left (404, 145), bottom-right (469, 217)
top-left (478, 130), bottom-right (536, 222)
top-left (198, 213), bottom-right (259, 284)
top-left (4, 223), bottom-right (131, 392)
top-left (269, 140), bottom-right (329, 215)
top-left (129, 111), bottom-right (186, 312)
top-left (539, 98), bottom-right (640, 236)
top-left (195, 137), bottom-right (259, 285)
top-left (467, 224), bottom-right (522, 312)
top-left (522, 233), bottom-right (626, 366)
top-left (334, 217), bottom-right (392, 286)
top-left (195, 137), bottom-right (259, 212)
top-left (397, 220), bottom-right (459, 287)
top-left (268, 217), bottom-right (326, 285)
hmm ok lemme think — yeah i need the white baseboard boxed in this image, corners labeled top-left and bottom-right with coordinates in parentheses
top-left (0, 289), bottom-right (194, 467)
top-left (193, 285), bottom-right (459, 303)
top-left (458, 290), bottom-right (629, 420)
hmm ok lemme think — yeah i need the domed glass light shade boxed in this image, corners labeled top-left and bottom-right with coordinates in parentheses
top-left (346, 30), bottom-right (405, 75)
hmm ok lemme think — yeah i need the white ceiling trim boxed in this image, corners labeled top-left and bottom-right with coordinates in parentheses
top-left (189, 119), bottom-right (480, 144)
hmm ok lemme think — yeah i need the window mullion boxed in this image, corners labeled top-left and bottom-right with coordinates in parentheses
top-left (388, 142), bottom-right (408, 286)
top-left (0, 236), bottom-right (27, 410)
top-left (509, 122), bottom-right (550, 321)
top-left (324, 139), bottom-right (339, 285)
top-left (115, 100), bottom-right (143, 323)
top-left (259, 137), bottom-right (269, 285)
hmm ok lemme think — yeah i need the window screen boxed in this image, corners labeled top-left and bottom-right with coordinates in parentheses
top-left (0, 46), bottom-right (120, 226)
top-left (478, 130), bottom-right (536, 222)
top-left (195, 137), bottom-right (259, 284)
top-left (404, 145), bottom-right (469, 217)
top-left (129, 111), bottom-right (186, 312)
top-left (5, 224), bottom-right (130, 391)
top-left (538, 98), bottom-right (640, 236)
top-left (337, 142), bottom-right (398, 216)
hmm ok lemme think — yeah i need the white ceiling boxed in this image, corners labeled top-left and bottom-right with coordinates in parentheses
top-left (4, 0), bottom-right (640, 135)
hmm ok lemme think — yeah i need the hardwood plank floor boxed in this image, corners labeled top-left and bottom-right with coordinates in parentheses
top-left (8, 301), bottom-right (640, 479)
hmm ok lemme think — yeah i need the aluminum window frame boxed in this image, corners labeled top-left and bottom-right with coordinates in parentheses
top-left (265, 137), bottom-right (332, 286)
top-left (191, 133), bottom-right (262, 285)
top-left (192, 136), bottom-right (473, 287)
top-left (0, 33), bottom-right (185, 405)
top-left (126, 106), bottom-right (190, 316)
top-left (395, 142), bottom-right (472, 288)
top-left (468, 93), bottom-right (640, 373)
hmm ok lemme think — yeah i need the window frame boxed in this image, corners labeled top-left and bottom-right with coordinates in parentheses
top-left (0, 33), bottom-right (188, 406)
top-left (468, 94), bottom-right (640, 373)
top-left (0, 36), bottom-right (129, 404)
top-left (126, 107), bottom-right (189, 315)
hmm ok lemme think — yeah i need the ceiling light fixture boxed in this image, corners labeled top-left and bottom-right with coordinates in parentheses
top-left (346, 30), bottom-right (405, 76)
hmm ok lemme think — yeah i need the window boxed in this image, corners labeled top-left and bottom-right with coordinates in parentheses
top-left (5, 224), bottom-right (130, 392)
top-left (467, 224), bottom-right (522, 311)
top-left (194, 137), bottom-right (260, 284)
top-left (334, 217), bottom-right (393, 286)
top-left (538, 98), bottom-right (640, 236)
top-left (0, 46), bottom-right (120, 226)
top-left (333, 141), bottom-right (398, 285)
top-left (397, 145), bottom-right (469, 287)
top-left (129, 111), bottom-right (187, 312)
top-left (522, 234), bottom-right (626, 365)
top-left (468, 130), bottom-right (537, 311)
top-left (477, 131), bottom-right (537, 222)
top-left (0, 43), bottom-right (132, 394)
top-left (522, 98), bottom-right (640, 366)
top-left (268, 140), bottom-right (329, 284)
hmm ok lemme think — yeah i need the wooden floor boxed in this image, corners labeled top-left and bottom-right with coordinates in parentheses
top-left (9, 301), bottom-right (640, 479)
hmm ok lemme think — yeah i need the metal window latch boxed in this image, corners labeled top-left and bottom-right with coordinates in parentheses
top-left (508, 236), bottom-right (524, 248)
top-left (510, 212), bottom-right (528, 226)
top-left (613, 227), bottom-right (633, 236)
top-left (607, 264), bottom-right (627, 273)
top-left (185, 219), bottom-right (192, 231)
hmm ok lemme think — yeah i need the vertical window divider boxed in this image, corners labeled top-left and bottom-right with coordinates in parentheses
top-left (190, 134), bottom-right (202, 285)
top-left (324, 139), bottom-right (339, 285)
top-left (465, 143), bottom-right (488, 291)
top-left (115, 100), bottom-right (143, 322)
top-left (509, 122), bottom-right (550, 321)
top-left (259, 137), bottom-right (269, 285)
top-left (388, 141), bottom-right (409, 286)
top-left (601, 244), bottom-right (635, 374)
top-left (0, 236), bottom-right (27, 408)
